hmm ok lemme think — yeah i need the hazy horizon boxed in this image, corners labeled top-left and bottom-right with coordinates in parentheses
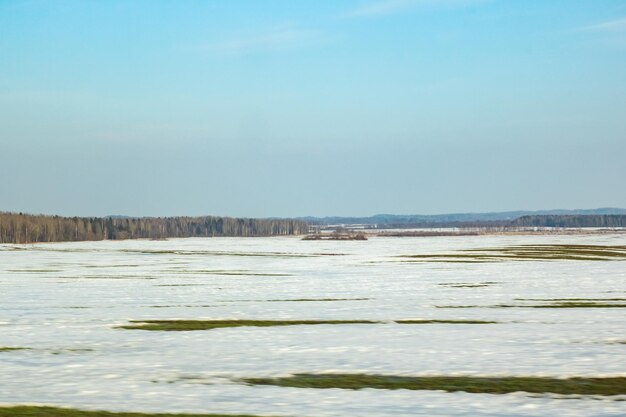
top-left (3, 206), bottom-right (626, 220)
top-left (2, 1), bottom-right (625, 217)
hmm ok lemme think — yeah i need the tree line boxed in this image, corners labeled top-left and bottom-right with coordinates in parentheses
top-left (0, 212), bottom-right (310, 244)
top-left (510, 215), bottom-right (626, 228)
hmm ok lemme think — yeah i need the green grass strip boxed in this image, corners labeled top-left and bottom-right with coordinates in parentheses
top-left (118, 319), bottom-right (501, 331)
top-left (437, 302), bottom-right (626, 309)
top-left (117, 319), bottom-right (377, 331)
top-left (0, 347), bottom-right (31, 352)
top-left (0, 406), bottom-right (274, 417)
top-left (528, 302), bottom-right (626, 308)
top-left (401, 244), bottom-right (626, 262)
top-left (242, 374), bottom-right (626, 396)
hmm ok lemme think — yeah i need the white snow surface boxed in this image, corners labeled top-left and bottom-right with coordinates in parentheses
top-left (0, 234), bottom-right (625, 416)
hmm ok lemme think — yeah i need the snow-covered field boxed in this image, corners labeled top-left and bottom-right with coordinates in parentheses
top-left (1, 234), bottom-right (624, 416)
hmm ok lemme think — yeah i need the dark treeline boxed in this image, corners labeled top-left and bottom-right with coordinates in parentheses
top-left (373, 221), bottom-right (510, 230)
top-left (315, 216), bottom-right (626, 231)
top-left (0, 212), bottom-right (310, 244)
top-left (510, 215), bottom-right (626, 228)
top-left (376, 216), bottom-right (626, 229)
top-left (304, 208), bottom-right (626, 226)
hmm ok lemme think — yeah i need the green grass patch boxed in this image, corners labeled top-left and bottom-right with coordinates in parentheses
top-left (0, 346), bottom-right (31, 352)
top-left (437, 302), bottom-right (626, 309)
top-left (118, 318), bottom-right (501, 331)
top-left (528, 302), bottom-right (626, 308)
top-left (438, 283), bottom-right (494, 288)
top-left (1, 347), bottom-right (95, 354)
top-left (118, 319), bottom-right (377, 331)
top-left (242, 373), bottom-right (626, 396)
top-left (0, 406), bottom-right (275, 417)
top-left (49, 348), bottom-right (94, 355)
top-left (401, 244), bottom-right (626, 262)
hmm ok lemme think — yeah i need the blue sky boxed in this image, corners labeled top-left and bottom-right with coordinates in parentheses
top-left (1, 0), bottom-right (625, 217)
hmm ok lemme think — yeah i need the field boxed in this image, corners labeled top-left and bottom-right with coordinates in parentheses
top-left (1, 234), bottom-right (625, 416)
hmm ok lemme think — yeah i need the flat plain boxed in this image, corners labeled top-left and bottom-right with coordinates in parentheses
top-left (1, 234), bottom-right (625, 416)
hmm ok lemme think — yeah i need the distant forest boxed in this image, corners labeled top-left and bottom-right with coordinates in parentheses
top-left (1, 211), bottom-right (625, 244)
top-left (510, 215), bottom-right (626, 228)
top-left (304, 208), bottom-right (626, 226)
top-left (308, 216), bottom-right (626, 231)
top-left (0, 212), bottom-right (309, 244)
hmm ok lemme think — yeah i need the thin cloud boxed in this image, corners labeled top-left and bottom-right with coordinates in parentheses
top-left (582, 17), bottom-right (626, 32)
top-left (345, 0), bottom-right (487, 18)
top-left (199, 27), bottom-right (324, 55)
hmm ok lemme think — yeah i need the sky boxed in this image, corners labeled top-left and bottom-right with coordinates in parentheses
top-left (1, 0), bottom-right (625, 218)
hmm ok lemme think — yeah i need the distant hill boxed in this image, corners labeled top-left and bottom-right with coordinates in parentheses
top-left (303, 208), bottom-right (626, 227)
